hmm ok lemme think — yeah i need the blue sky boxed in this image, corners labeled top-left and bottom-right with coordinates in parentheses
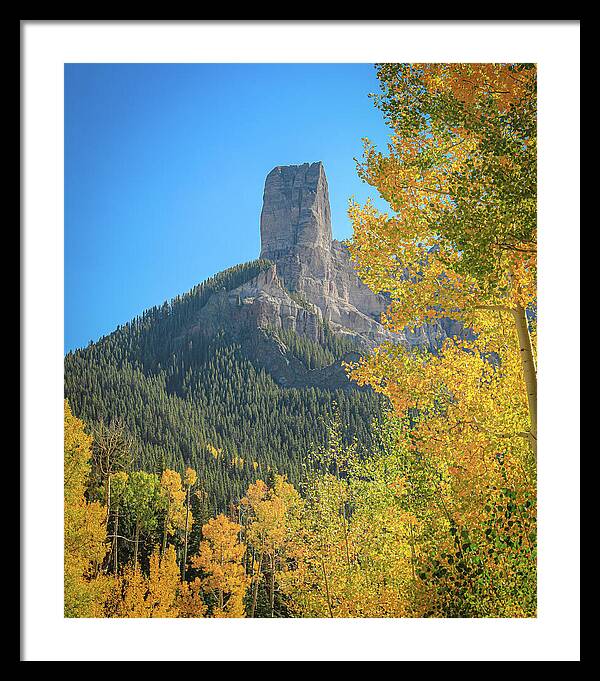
top-left (64, 63), bottom-right (391, 352)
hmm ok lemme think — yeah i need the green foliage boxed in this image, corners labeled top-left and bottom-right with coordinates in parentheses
top-left (265, 323), bottom-right (361, 371)
top-left (353, 412), bottom-right (537, 618)
top-left (65, 261), bottom-right (385, 514)
top-left (366, 63), bottom-right (536, 291)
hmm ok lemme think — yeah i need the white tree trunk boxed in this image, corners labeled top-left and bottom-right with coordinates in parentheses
top-left (512, 305), bottom-right (537, 458)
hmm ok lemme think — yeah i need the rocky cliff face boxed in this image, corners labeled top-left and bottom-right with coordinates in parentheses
top-left (260, 162), bottom-right (333, 258)
top-left (190, 161), bottom-right (462, 387)
top-left (257, 161), bottom-right (394, 346)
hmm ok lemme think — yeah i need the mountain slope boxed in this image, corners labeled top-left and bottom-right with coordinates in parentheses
top-left (65, 162), bottom-right (461, 511)
top-left (64, 258), bottom-right (384, 512)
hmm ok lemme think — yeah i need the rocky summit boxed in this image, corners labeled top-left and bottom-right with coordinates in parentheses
top-left (184, 161), bottom-right (394, 388)
top-left (258, 162), bottom-right (392, 347)
top-left (195, 162), bottom-right (394, 347)
top-left (191, 161), bottom-right (460, 387)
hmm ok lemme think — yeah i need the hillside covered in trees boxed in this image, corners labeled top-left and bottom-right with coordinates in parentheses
top-left (65, 259), bottom-right (385, 513)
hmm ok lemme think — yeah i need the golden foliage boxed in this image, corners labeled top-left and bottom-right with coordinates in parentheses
top-left (64, 400), bottom-right (109, 617)
top-left (183, 467), bottom-right (197, 488)
top-left (108, 545), bottom-right (197, 618)
top-left (192, 514), bottom-right (249, 617)
top-left (160, 469), bottom-right (189, 549)
top-left (241, 475), bottom-right (303, 617)
top-left (342, 63), bottom-right (537, 617)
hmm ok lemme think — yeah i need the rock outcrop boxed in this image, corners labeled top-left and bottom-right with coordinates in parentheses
top-left (257, 162), bottom-right (394, 346)
top-left (260, 162), bottom-right (333, 259)
top-left (189, 161), bottom-right (463, 388)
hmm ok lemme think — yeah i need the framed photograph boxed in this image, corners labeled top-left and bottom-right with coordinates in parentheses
top-left (21, 20), bottom-right (580, 662)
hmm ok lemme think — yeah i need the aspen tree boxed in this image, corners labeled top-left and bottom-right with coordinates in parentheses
top-left (159, 469), bottom-right (186, 557)
top-left (91, 419), bottom-right (133, 527)
top-left (241, 475), bottom-right (303, 617)
top-left (64, 401), bottom-right (109, 617)
top-left (124, 471), bottom-right (162, 571)
top-left (191, 514), bottom-right (249, 617)
top-left (181, 467), bottom-right (197, 580)
top-left (349, 63), bottom-right (537, 455)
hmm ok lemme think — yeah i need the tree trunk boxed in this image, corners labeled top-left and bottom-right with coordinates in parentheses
top-left (134, 518), bottom-right (140, 572)
top-left (512, 305), bottom-right (537, 458)
top-left (409, 521), bottom-right (417, 583)
top-left (113, 508), bottom-right (119, 574)
top-left (105, 473), bottom-right (111, 528)
top-left (320, 556), bottom-right (334, 618)
top-left (162, 498), bottom-right (170, 557)
top-left (342, 504), bottom-right (351, 570)
top-left (249, 552), bottom-right (263, 618)
top-left (182, 486), bottom-right (191, 580)
top-left (270, 553), bottom-right (276, 618)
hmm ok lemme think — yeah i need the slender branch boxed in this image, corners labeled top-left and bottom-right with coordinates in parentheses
top-left (474, 304), bottom-right (513, 313)
top-left (106, 533), bottom-right (138, 544)
top-left (497, 243), bottom-right (536, 254)
top-left (398, 184), bottom-right (450, 196)
top-left (469, 416), bottom-right (531, 442)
